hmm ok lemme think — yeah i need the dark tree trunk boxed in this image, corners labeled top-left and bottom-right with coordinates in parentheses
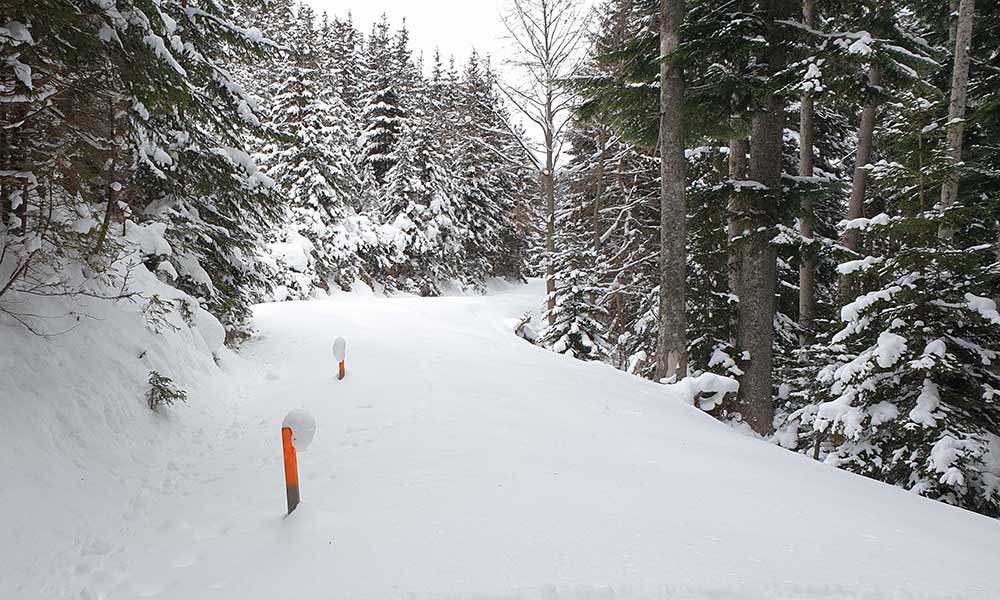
top-left (735, 97), bottom-right (784, 434)
top-left (654, 0), bottom-right (688, 383)
top-left (544, 106), bottom-right (556, 324)
top-left (939, 0), bottom-right (975, 241)
top-left (0, 106), bottom-right (9, 233)
top-left (798, 0), bottom-right (817, 346)
top-left (727, 137), bottom-right (748, 312)
top-left (594, 126), bottom-right (607, 253)
top-left (840, 62), bottom-right (881, 298)
top-left (733, 0), bottom-right (794, 434)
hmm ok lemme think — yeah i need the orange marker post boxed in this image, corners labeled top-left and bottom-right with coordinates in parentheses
top-left (282, 426), bottom-right (300, 514)
top-left (333, 337), bottom-right (347, 381)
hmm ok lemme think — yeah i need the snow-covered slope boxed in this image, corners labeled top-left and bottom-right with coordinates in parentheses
top-left (3, 280), bottom-right (999, 600)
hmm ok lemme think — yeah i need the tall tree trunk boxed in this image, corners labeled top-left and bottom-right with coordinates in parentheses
top-left (544, 95), bottom-right (557, 324)
top-left (727, 137), bottom-right (748, 314)
top-left (949, 0), bottom-right (960, 47)
top-left (939, 0), bottom-right (976, 241)
top-left (94, 97), bottom-right (119, 257)
top-left (733, 0), bottom-right (793, 435)
top-left (840, 62), bottom-right (881, 297)
top-left (735, 97), bottom-right (784, 434)
top-left (0, 106), bottom-right (9, 233)
top-left (798, 0), bottom-right (817, 346)
top-left (655, 0), bottom-right (688, 382)
top-left (594, 126), bottom-right (607, 253)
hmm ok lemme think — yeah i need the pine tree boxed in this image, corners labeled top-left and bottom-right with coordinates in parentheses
top-left (2, 0), bottom-right (279, 331)
top-left (374, 84), bottom-right (462, 295)
top-left (450, 53), bottom-right (527, 286)
top-left (329, 13), bottom-right (365, 112)
top-left (541, 200), bottom-right (609, 361)
top-left (783, 0), bottom-right (1000, 516)
top-left (359, 15), bottom-right (405, 187)
top-left (258, 3), bottom-right (359, 296)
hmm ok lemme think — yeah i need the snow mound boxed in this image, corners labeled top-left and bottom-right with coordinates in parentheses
top-left (1, 252), bottom-right (239, 600)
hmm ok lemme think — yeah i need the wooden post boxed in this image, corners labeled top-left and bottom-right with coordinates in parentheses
top-left (282, 426), bottom-right (300, 515)
top-left (333, 337), bottom-right (347, 381)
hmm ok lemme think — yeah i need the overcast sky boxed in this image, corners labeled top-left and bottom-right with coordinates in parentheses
top-left (304, 0), bottom-right (513, 70)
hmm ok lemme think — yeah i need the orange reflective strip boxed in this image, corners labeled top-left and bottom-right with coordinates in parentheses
top-left (338, 360), bottom-right (346, 380)
top-left (282, 426), bottom-right (300, 514)
top-left (282, 427), bottom-right (299, 488)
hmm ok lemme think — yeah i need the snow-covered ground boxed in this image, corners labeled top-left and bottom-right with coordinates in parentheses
top-left (2, 280), bottom-right (999, 600)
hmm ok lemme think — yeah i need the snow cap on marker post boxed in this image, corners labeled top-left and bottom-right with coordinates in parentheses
top-left (282, 409), bottom-right (316, 451)
top-left (333, 337), bottom-right (346, 362)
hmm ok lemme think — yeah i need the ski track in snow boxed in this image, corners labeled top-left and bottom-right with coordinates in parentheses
top-left (3, 280), bottom-right (1000, 600)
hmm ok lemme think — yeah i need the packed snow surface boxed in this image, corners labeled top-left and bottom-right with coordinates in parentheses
top-left (3, 280), bottom-right (1000, 600)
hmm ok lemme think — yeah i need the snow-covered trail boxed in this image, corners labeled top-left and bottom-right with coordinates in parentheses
top-left (5, 281), bottom-right (1000, 600)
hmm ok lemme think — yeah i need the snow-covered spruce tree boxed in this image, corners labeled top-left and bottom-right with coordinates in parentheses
top-left (784, 2), bottom-right (1000, 516)
top-left (450, 53), bottom-right (528, 287)
top-left (328, 13), bottom-right (365, 113)
top-left (791, 211), bottom-right (1000, 515)
top-left (568, 0), bottom-right (662, 378)
top-left (541, 196), bottom-right (609, 362)
top-left (1, 0), bottom-right (278, 334)
top-left (373, 89), bottom-right (462, 295)
top-left (257, 3), bottom-right (360, 298)
top-left (1, 0), bottom-right (114, 308)
top-left (479, 61), bottom-right (538, 283)
top-left (359, 15), bottom-right (405, 188)
top-left (427, 50), bottom-right (461, 157)
top-left (390, 20), bottom-right (421, 114)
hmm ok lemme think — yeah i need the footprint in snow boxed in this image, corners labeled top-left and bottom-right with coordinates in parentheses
top-left (81, 540), bottom-right (117, 556)
top-left (171, 554), bottom-right (200, 569)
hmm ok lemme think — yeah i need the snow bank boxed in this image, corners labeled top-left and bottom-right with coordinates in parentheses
top-left (0, 240), bottom-right (240, 600)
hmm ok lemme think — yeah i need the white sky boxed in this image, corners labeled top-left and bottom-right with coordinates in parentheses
top-left (304, 0), bottom-right (513, 70)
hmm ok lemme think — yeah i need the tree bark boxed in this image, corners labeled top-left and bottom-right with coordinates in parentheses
top-left (0, 106), bottom-right (9, 233)
top-left (798, 0), bottom-right (817, 346)
top-left (544, 95), bottom-right (556, 323)
top-left (735, 97), bottom-right (784, 434)
top-left (733, 0), bottom-right (793, 435)
top-left (840, 62), bottom-right (881, 298)
top-left (654, 0), bottom-right (688, 383)
top-left (939, 0), bottom-right (975, 241)
top-left (93, 97), bottom-right (119, 257)
top-left (727, 137), bottom-right (748, 304)
top-left (949, 0), bottom-right (960, 47)
top-left (594, 126), bottom-right (607, 253)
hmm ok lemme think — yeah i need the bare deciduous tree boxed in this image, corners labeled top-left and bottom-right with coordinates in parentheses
top-left (498, 0), bottom-right (588, 323)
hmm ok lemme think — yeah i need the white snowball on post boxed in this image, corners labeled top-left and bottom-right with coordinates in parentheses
top-left (332, 337), bottom-right (347, 362)
top-left (282, 409), bottom-right (316, 451)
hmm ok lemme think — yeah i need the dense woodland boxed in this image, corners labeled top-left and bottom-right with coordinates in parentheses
top-left (1, 0), bottom-right (538, 335)
top-left (549, 0), bottom-right (1000, 517)
top-left (2, 0), bottom-right (999, 519)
